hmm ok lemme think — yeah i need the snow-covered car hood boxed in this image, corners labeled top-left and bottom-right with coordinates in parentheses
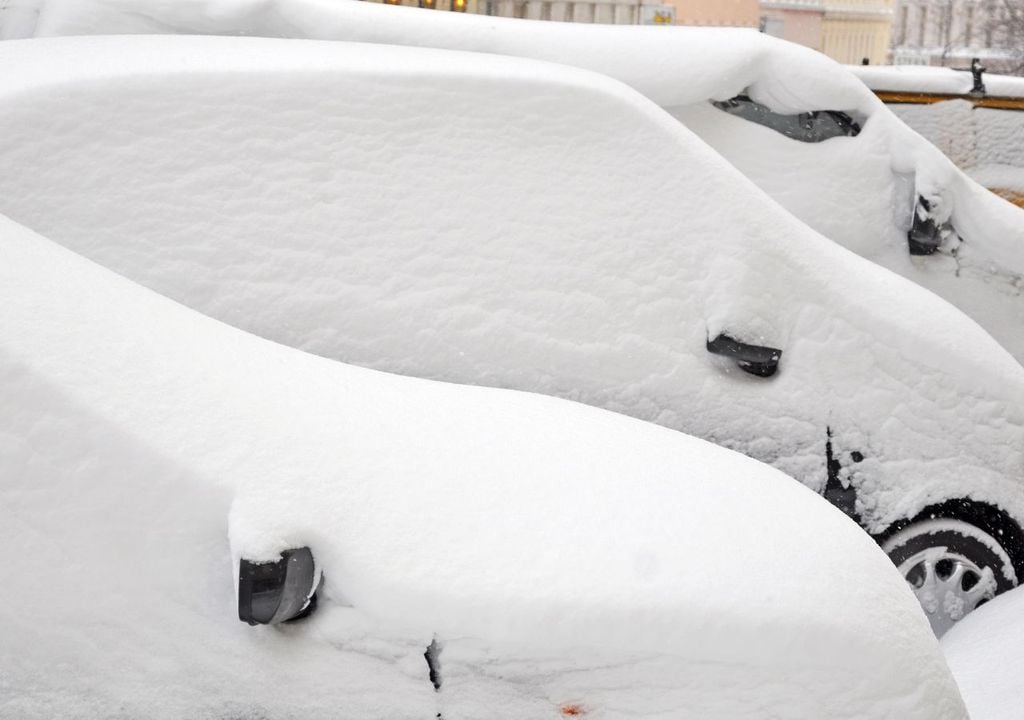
top-left (0, 212), bottom-right (965, 718)
top-left (13, 0), bottom-right (1018, 362)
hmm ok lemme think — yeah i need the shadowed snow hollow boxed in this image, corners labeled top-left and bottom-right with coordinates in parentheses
top-left (0, 213), bottom-right (966, 718)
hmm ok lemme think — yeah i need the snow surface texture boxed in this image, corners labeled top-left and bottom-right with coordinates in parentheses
top-left (849, 65), bottom-right (1024, 196)
top-left (3, 0), bottom-right (1023, 364)
top-left (880, 101), bottom-right (1024, 197)
top-left (942, 584), bottom-right (1024, 720)
top-left (0, 212), bottom-right (966, 718)
top-left (0, 36), bottom-right (1022, 542)
top-left (673, 100), bottom-right (1024, 364)
top-left (851, 64), bottom-right (1024, 99)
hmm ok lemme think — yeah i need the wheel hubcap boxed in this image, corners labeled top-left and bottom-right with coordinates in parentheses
top-left (897, 546), bottom-right (996, 637)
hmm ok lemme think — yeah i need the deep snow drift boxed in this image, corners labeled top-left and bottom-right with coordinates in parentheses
top-left (0, 36), bottom-right (1021, 543)
top-left (0, 212), bottom-right (965, 718)
top-left (942, 585), bottom-right (1024, 720)
top-left (3, 0), bottom-right (1021, 363)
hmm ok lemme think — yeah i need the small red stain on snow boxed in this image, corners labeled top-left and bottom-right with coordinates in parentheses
top-left (560, 704), bottom-right (586, 716)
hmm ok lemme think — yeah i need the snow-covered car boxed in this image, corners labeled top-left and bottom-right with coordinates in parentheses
top-left (942, 584), bottom-right (1024, 720)
top-left (0, 212), bottom-right (966, 719)
top-left (850, 63), bottom-right (1024, 209)
top-left (0, 35), bottom-right (1021, 634)
top-left (14, 0), bottom-right (1019, 364)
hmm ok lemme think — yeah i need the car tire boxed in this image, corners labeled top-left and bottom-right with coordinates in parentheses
top-left (882, 517), bottom-right (1017, 637)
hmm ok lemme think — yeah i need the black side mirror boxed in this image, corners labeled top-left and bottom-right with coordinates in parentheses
top-left (238, 546), bottom-right (320, 626)
top-left (707, 333), bottom-right (782, 378)
top-left (908, 195), bottom-right (944, 256)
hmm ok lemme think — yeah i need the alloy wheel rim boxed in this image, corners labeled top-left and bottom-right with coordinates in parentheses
top-left (897, 546), bottom-right (996, 637)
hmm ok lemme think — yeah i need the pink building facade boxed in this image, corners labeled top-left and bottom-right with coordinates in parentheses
top-left (671, 0), bottom-right (760, 27)
top-left (760, 1), bottom-right (825, 51)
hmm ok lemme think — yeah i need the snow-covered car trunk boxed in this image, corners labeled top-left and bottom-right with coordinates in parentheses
top-left (0, 213), bottom-right (965, 718)
top-left (0, 35), bottom-right (1022, 635)
top-left (12, 0), bottom-right (1019, 365)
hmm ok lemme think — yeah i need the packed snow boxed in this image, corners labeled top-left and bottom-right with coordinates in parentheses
top-left (942, 585), bottom-right (1024, 720)
top-left (871, 99), bottom-right (1024, 204)
top-left (0, 211), bottom-right (966, 718)
top-left (850, 64), bottom-right (1024, 100)
top-left (848, 65), bottom-right (1024, 196)
top-left (674, 99), bottom-right (1024, 363)
top-left (7, 0), bottom-right (1020, 367)
top-left (0, 0), bottom-right (877, 114)
top-left (0, 35), bottom-right (1021, 548)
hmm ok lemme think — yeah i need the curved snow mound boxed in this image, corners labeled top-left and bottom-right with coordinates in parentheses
top-left (942, 585), bottom-right (1024, 720)
top-left (15, 0), bottom-right (1016, 362)
top-left (2, 0), bottom-right (877, 113)
top-left (851, 64), bottom-right (1024, 98)
top-left (1, 213), bottom-right (963, 717)
top-left (0, 35), bottom-right (1021, 538)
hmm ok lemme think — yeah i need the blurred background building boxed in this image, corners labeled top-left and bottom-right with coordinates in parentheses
top-left (890, 0), bottom-right (1024, 74)
top-left (667, 0), bottom-right (759, 27)
top-left (821, 1), bottom-right (895, 63)
top-left (375, 0), bottom-right (675, 24)
top-left (760, 1), bottom-right (825, 51)
top-left (760, 1), bottom-right (894, 64)
top-left (365, 0), bottom-right (1023, 75)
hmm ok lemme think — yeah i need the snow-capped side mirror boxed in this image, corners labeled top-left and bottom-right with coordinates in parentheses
top-left (238, 546), bottom-right (320, 626)
top-left (706, 333), bottom-right (782, 378)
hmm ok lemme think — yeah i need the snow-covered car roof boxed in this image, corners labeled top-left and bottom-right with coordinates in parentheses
top-left (0, 212), bottom-right (964, 718)
top-left (0, 34), bottom-right (1020, 551)
top-left (24, 0), bottom-right (1019, 364)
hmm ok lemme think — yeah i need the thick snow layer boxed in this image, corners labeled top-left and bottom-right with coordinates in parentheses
top-left (0, 36), bottom-right (1021, 542)
top-left (0, 212), bottom-right (965, 718)
top-left (883, 100), bottom-right (1024, 172)
top-left (851, 64), bottom-right (1024, 99)
top-left (941, 585), bottom-right (1024, 720)
top-left (971, 164), bottom-right (1024, 195)
top-left (0, 0), bottom-right (880, 115)
top-left (674, 100), bottom-right (1024, 363)
top-left (9, 0), bottom-right (1020, 366)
